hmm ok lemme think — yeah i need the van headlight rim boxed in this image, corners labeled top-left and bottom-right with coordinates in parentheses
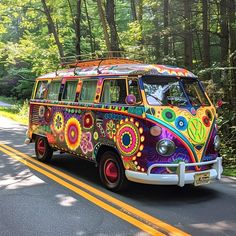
top-left (156, 139), bottom-right (176, 156)
top-left (214, 135), bottom-right (220, 151)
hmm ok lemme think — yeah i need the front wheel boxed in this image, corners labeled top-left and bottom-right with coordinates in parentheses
top-left (99, 151), bottom-right (128, 191)
top-left (35, 136), bottom-right (53, 162)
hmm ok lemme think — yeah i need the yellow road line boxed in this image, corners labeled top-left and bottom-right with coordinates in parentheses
top-left (0, 145), bottom-right (165, 236)
top-left (0, 143), bottom-right (190, 236)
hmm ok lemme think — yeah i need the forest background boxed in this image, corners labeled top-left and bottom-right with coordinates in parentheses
top-left (0, 0), bottom-right (235, 173)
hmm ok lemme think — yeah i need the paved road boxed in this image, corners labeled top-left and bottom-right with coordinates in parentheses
top-left (0, 101), bottom-right (13, 107)
top-left (0, 116), bottom-right (236, 236)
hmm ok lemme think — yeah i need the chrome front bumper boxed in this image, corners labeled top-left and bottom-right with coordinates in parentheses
top-left (125, 157), bottom-right (223, 187)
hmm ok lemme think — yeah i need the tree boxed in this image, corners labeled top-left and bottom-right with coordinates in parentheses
top-left (184, 0), bottom-right (193, 68)
top-left (219, 0), bottom-right (228, 66)
top-left (105, 0), bottom-right (121, 55)
top-left (97, 0), bottom-right (111, 53)
top-left (41, 0), bottom-right (64, 58)
top-left (202, 0), bottom-right (210, 68)
top-left (228, 0), bottom-right (236, 107)
top-left (163, 0), bottom-right (169, 56)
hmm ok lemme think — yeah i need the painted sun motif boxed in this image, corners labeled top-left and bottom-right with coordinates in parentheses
top-left (53, 112), bottom-right (64, 133)
top-left (65, 117), bottom-right (82, 151)
top-left (114, 118), bottom-right (145, 171)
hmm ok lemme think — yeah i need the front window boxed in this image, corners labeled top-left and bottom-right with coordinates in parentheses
top-left (142, 77), bottom-right (210, 106)
top-left (182, 79), bottom-right (210, 106)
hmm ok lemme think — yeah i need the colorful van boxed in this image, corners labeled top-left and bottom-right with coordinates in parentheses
top-left (26, 58), bottom-right (222, 191)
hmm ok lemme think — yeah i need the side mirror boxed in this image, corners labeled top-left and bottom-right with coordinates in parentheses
top-left (216, 99), bottom-right (223, 108)
top-left (125, 94), bottom-right (136, 105)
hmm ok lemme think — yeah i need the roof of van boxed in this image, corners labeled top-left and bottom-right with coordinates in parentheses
top-left (38, 63), bottom-right (197, 79)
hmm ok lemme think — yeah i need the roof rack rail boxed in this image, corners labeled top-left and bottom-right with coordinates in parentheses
top-left (59, 51), bottom-right (143, 68)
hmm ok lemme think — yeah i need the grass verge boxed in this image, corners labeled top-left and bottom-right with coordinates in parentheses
top-left (223, 167), bottom-right (236, 177)
top-left (0, 101), bottom-right (28, 125)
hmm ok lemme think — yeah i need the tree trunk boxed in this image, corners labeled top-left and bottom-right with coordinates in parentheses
top-left (105, 0), bottom-right (121, 56)
top-left (41, 0), bottom-right (64, 58)
top-left (84, 0), bottom-right (95, 53)
top-left (184, 0), bottom-right (193, 68)
top-left (202, 0), bottom-right (210, 68)
top-left (130, 0), bottom-right (137, 21)
top-left (219, 0), bottom-right (229, 66)
top-left (228, 0), bottom-right (236, 108)
top-left (163, 0), bottom-right (169, 56)
top-left (75, 0), bottom-right (82, 56)
top-left (97, 0), bottom-right (111, 53)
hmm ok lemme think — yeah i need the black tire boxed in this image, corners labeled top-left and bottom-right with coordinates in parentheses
top-left (35, 136), bottom-right (53, 162)
top-left (99, 151), bottom-right (128, 192)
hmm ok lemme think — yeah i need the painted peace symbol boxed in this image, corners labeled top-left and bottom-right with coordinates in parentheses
top-left (187, 118), bottom-right (206, 144)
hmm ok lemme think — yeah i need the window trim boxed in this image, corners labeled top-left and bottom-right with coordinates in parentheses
top-left (78, 78), bottom-right (98, 103)
top-left (100, 77), bottom-right (128, 105)
top-left (46, 79), bottom-right (62, 101)
top-left (127, 77), bottom-right (143, 105)
top-left (61, 79), bottom-right (79, 102)
top-left (34, 79), bottom-right (50, 100)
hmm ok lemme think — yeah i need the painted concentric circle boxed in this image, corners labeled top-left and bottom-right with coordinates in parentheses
top-left (65, 117), bottom-right (82, 151)
top-left (116, 123), bottom-right (139, 156)
top-left (162, 109), bottom-right (176, 122)
top-left (175, 116), bottom-right (188, 131)
top-left (115, 118), bottom-right (145, 158)
top-left (187, 118), bottom-right (206, 144)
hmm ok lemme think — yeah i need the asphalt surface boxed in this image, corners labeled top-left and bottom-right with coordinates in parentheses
top-left (0, 101), bottom-right (12, 107)
top-left (0, 116), bottom-right (236, 236)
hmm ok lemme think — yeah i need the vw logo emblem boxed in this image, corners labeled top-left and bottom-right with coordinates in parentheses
top-left (187, 118), bottom-right (206, 144)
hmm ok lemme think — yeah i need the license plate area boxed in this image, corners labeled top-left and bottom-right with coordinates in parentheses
top-left (194, 172), bottom-right (210, 186)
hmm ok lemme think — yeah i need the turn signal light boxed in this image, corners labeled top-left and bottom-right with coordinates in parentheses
top-left (150, 126), bottom-right (162, 136)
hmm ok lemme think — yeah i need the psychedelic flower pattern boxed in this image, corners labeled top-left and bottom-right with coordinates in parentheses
top-left (83, 113), bottom-right (94, 129)
top-left (65, 117), bottom-right (82, 151)
top-left (80, 132), bottom-right (93, 154)
top-left (106, 120), bottom-right (116, 139)
top-left (53, 112), bottom-right (64, 133)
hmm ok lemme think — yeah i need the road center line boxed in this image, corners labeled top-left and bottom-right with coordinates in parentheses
top-left (0, 143), bottom-right (190, 236)
top-left (0, 145), bottom-right (165, 236)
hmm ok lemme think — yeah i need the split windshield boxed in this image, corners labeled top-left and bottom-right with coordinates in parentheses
top-left (142, 77), bottom-right (210, 107)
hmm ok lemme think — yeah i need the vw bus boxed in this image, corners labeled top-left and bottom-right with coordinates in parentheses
top-left (26, 58), bottom-right (222, 191)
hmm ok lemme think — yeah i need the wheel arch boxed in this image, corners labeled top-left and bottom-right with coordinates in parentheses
top-left (96, 144), bottom-right (122, 166)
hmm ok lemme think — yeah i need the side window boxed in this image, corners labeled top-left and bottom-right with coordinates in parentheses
top-left (79, 80), bottom-right (97, 102)
top-left (101, 79), bottom-right (127, 104)
top-left (34, 81), bottom-right (48, 99)
top-left (128, 79), bottom-right (142, 103)
top-left (62, 80), bottom-right (78, 101)
top-left (47, 81), bottom-right (61, 100)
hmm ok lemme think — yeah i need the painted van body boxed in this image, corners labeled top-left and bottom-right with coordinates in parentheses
top-left (26, 59), bottom-right (222, 191)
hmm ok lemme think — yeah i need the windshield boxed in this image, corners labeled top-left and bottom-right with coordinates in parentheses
top-left (142, 77), bottom-right (210, 107)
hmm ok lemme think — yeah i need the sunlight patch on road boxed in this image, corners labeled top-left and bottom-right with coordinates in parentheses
top-left (0, 168), bottom-right (45, 190)
top-left (55, 194), bottom-right (78, 207)
top-left (190, 221), bottom-right (236, 233)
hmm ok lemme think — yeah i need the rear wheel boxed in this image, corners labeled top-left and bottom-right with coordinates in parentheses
top-left (35, 136), bottom-right (53, 162)
top-left (99, 151), bottom-right (128, 191)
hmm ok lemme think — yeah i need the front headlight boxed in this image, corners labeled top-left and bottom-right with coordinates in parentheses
top-left (214, 135), bottom-right (220, 151)
top-left (156, 139), bottom-right (176, 156)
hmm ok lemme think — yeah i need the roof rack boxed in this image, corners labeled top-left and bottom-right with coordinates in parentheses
top-left (60, 51), bottom-right (143, 68)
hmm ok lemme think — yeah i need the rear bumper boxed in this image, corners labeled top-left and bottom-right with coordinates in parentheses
top-left (125, 157), bottom-right (223, 187)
